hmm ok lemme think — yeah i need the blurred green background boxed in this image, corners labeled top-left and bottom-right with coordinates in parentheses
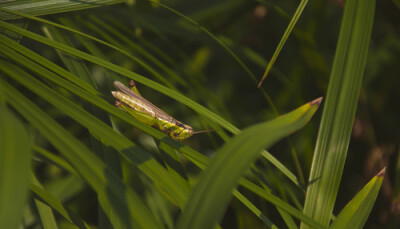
top-left (0, 0), bottom-right (399, 228)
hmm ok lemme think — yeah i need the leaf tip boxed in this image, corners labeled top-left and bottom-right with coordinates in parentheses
top-left (257, 79), bottom-right (264, 88)
top-left (377, 167), bottom-right (386, 177)
top-left (309, 97), bottom-right (323, 107)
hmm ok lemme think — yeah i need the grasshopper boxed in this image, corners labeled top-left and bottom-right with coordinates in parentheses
top-left (111, 80), bottom-right (212, 140)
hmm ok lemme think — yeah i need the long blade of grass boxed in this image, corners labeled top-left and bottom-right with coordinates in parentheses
top-left (301, 0), bottom-right (375, 227)
top-left (0, 103), bottom-right (32, 229)
top-left (177, 98), bottom-right (322, 229)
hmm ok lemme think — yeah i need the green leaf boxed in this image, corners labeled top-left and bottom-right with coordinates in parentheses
top-left (330, 168), bottom-right (385, 228)
top-left (301, 0), bottom-right (375, 228)
top-left (177, 98), bottom-right (322, 229)
top-left (0, 103), bottom-right (32, 229)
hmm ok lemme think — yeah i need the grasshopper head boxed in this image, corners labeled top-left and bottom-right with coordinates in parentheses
top-left (171, 124), bottom-right (194, 141)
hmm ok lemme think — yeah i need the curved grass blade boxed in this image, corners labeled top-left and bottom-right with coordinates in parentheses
top-left (330, 168), bottom-right (385, 229)
top-left (177, 98), bottom-right (322, 229)
top-left (0, 103), bottom-right (32, 229)
top-left (301, 0), bottom-right (376, 227)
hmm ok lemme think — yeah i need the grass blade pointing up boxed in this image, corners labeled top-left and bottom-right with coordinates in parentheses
top-left (330, 168), bottom-right (385, 228)
top-left (0, 103), bottom-right (32, 229)
top-left (301, 0), bottom-right (376, 227)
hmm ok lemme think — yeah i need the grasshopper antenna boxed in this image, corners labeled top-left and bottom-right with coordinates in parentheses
top-left (193, 129), bottom-right (215, 135)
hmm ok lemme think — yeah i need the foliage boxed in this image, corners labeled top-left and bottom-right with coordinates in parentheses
top-left (0, 0), bottom-right (398, 228)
